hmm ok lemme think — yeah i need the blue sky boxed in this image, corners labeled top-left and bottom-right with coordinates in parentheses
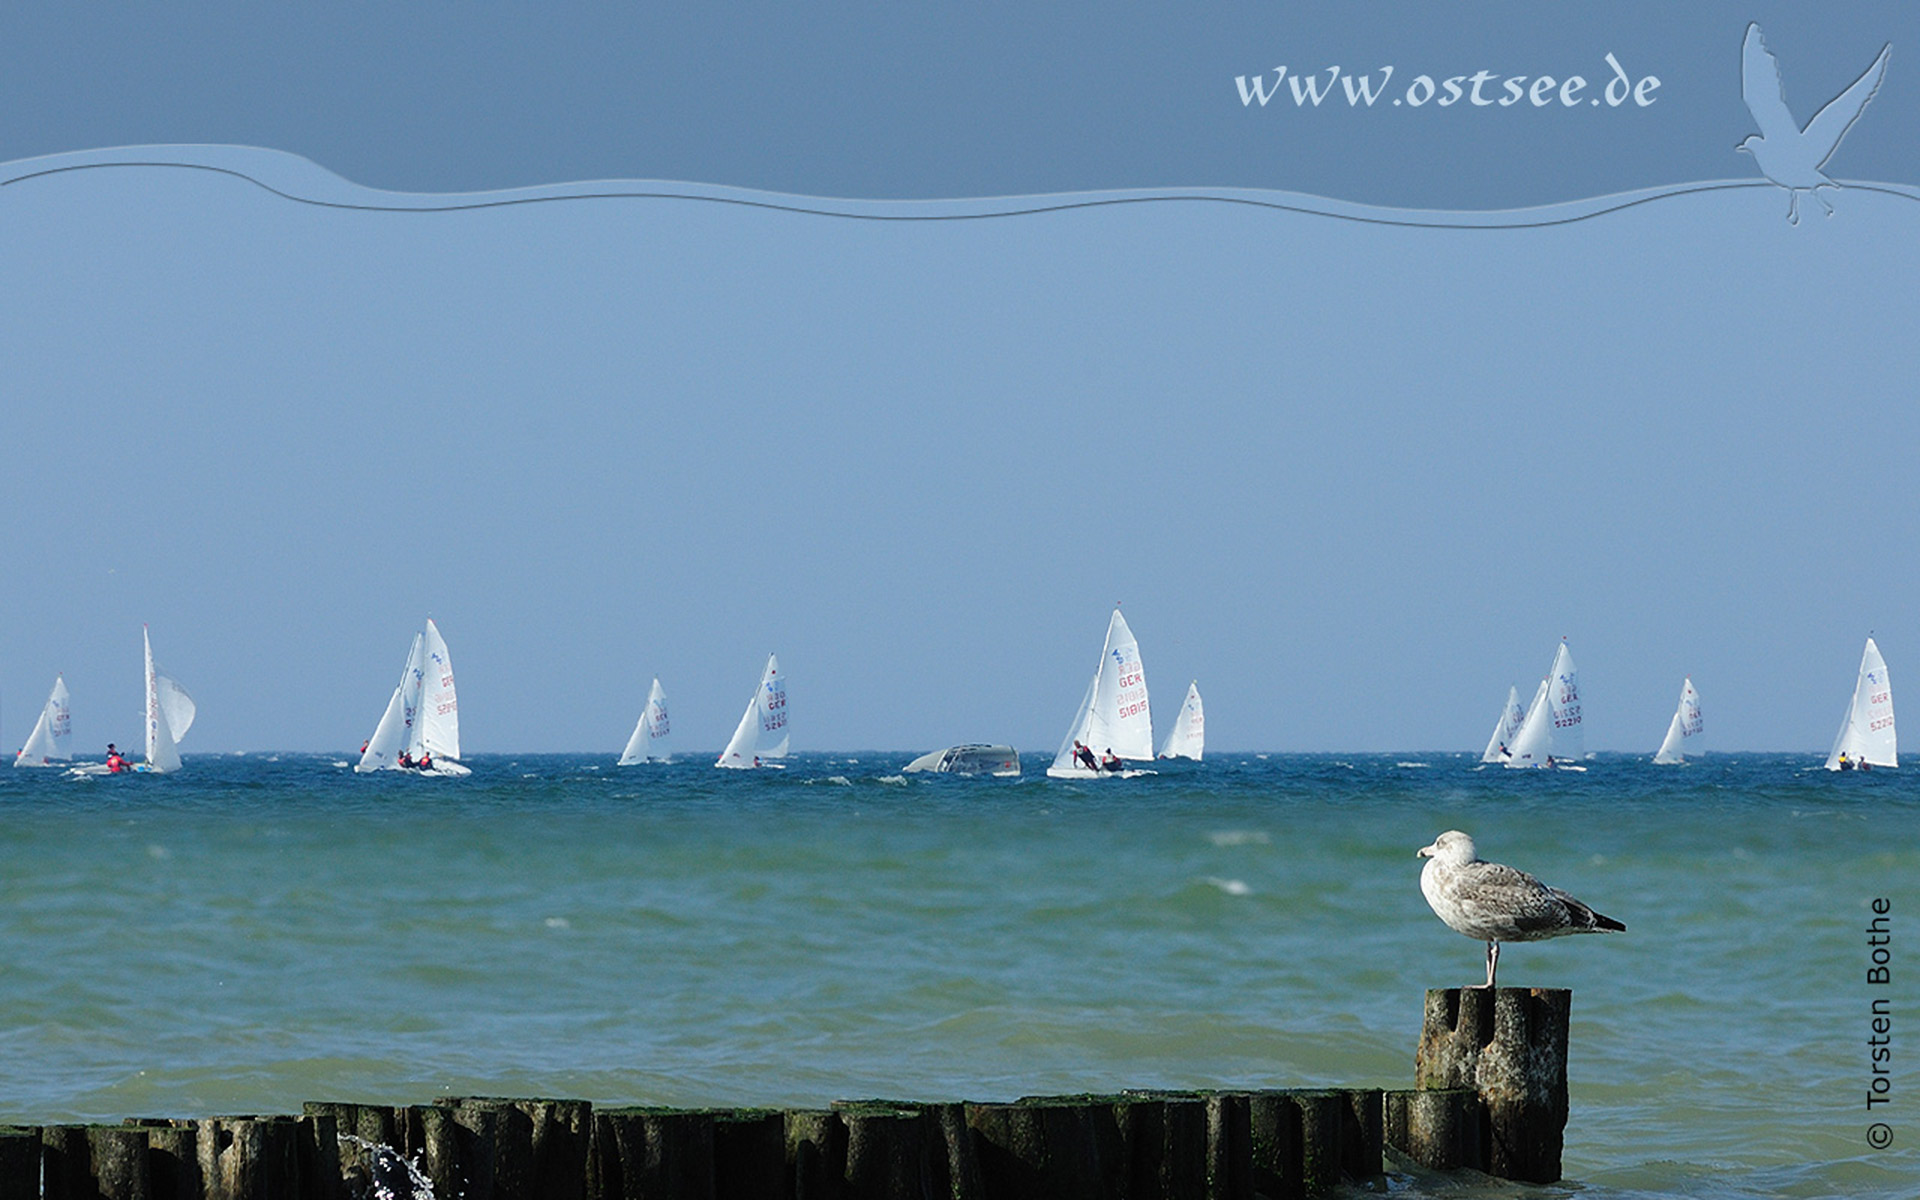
top-left (1, 7), bottom-right (1917, 753)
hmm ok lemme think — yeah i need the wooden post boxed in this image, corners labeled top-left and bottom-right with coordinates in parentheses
top-left (784, 1110), bottom-right (846, 1200)
top-left (1384, 1089), bottom-right (1483, 1172)
top-left (711, 1110), bottom-right (785, 1200)
top-left (437, 1097), bottom-right (593, 1200)
top-left (137, 1122), bottom-right (204, 1200)
top-left (42, 1126), bottom-right (91, 1200)
top-left (1243, 1094), bottom-right (1302, 1200)
top-left (920, 1103), bottom-right (982, 1200)
top-left (963, 1097), bottom-right (1125, 1200)
top-left (1415, 987), bottom-right (1570, 1183)
top-left (592, 1108), bottom-right (716, 1200)
top-left (833, 1102), bottom-right (934, 1200)
top-left (1337, 1090), bottom-right (1383, 1181)
top-left (1288, 1092), bottom-right (1342, 1196)
top-left (0, 1127), bottom-right (41, 1200)
top-left (87, 1125), bottom-right (152, 1200)
top-left (1202, 1093), bottom-right (1250, 1200)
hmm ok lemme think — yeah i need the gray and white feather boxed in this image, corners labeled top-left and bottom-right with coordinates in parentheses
top-left (1416, 830), bottom-right (1624, 989)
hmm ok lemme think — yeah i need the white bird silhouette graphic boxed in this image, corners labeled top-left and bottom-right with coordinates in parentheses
top-left (1738, 23), bottom-right (1891, 224)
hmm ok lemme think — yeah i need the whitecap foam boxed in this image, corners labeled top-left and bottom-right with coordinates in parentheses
top-left (877, 775), bottom-right (908, 786)
top-left (1202, 877), bottom-right (1252, 896)
top-left (1209, 830), bottom-right (1270, 847)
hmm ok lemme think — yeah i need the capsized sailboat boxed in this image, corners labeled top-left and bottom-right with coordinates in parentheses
top-left (716, 654), bottom-right (787, 769)
top-left (1480, 685), bottom-right (1525, 763)
top-left (1652, 677), bottom-right (1703, 765)
top-left (356, 618), bottom-right (469, 776)
top-left (1504, 640), bottom-right (1583, 769)
top-left (619, 678), bottom-right (671, 764)
top-left (13, 675), bottom-right (72, 767)
top-left (903, 744), bottom-right (1021, 775)
top-left (1826, 637), bottom-right (1895, 770)
top-left (1158, 680), bottom-right (1204, 761)
top-left (1047, 607), bottom-right (1154, 779)
top-left (141, 626), bottom-right (196, 773)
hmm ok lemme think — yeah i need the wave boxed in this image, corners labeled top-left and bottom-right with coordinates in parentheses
top-left (9, 144), bottom-right (1920, 230)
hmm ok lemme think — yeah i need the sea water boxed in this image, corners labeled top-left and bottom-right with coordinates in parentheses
top-left (0, 752), bottom-right (1913, 1200)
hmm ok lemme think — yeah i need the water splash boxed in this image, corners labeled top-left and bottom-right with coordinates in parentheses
top-left (338, 1134), bottom-right (434, 1200)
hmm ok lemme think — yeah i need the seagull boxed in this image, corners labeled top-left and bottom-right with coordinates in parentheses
top-left (1416, 830), bottom-right (1624, 989)
top-left (1738, 22), bottom-right (1890, 224)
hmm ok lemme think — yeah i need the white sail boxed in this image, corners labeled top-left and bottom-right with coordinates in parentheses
top-left (1158, 680), bottom-right (1204, 760)
top-left (158, 676), bottom-right (195, 742)
top-left (1049, 607), bottom-right (1153, 776)
top-left (1048, 672), bottom-right (1102, 777)
top-left (717, 655), bottom-right (786, 768)
top-left (1505, 641), bottom-right (1582, 768)
top-left (414, 618), bottom-right (460, 762)
top-left (14, 676), bottom-right (72, 766)
top-left (1504, 677), bottom-right (1553, 767)
top-left (1480, 685), bottom-right (1525, 763)
top-left (144, 626), bottom-right (183, 773)
top-left (357, 633), bottom-right (424, 772)
top-left (1826, 637), bottom-right (1896, 769)
top-left (620, 678), bottom-right (671, 765)
top-left (1545, 641), bottom-right (1583, 761)
top-left (1653, 677), bottom-right (1703, 765)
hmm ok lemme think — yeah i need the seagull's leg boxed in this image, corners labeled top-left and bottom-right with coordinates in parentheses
top-left (1815, 182), bottom-right (1837, 218)
top-left (1477, 941), bottom-right (1499, 989)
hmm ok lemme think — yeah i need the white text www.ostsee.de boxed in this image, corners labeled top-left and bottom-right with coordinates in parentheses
top-left (1235, 55), bottom-right (1660, 110)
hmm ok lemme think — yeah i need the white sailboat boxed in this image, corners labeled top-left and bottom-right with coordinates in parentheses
top-left (716, 655), bottom-right (787, 769)
top-left (619, 678), bottom-right (671, 764)
top-left (1480, 685), bottom-right (1526, 763)
top-left (13, 676), bottom-right (72, 767)
top-left (142, 626), bottom-right (195, 773)
top-left (1504, 640), bottom-right (1582, 769)
top-left (356, 618), bottom-right (469, 776)
top-left (1158, 680), bottom-right (1204, 760)
top-left (1047, 607), bottom-right (1154, 779)
top-left (1826, 637), bottom-right (1895, 770)
top-left (1652, 677), bottom-right (1703, 765)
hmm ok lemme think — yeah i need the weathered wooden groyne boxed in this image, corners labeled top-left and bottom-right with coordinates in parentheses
top-left (1, 988), bottom-right (1575, 1199)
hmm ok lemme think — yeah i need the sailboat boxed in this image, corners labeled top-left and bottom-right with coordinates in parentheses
top-left (355, 618), bottom-right (469, 776)
top-left (141, 626), bottom-right (196, 773)
top-left (619, 678), bottom-right (671, 764)
top-left (1826, 637), bottom-right (1895, 770)
top-left (1047, 607), bottom-right (1154, 779)
top-left (716, 655), bottom-right (787, 769)
top-left (1480, 685), bottom-right (1526, 763)
top-left (1504, 640), bottom-right (1583, 769)
top-left (1158, 680), bottom-right (1204, 760)
top-left (1652, 677), bottom-right (1703, 765)
top-left (12, 676), bottom-right (72, 767)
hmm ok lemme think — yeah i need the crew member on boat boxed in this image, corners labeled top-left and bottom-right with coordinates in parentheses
top-left (105, 744), bottom-right (126, 773)
top-left (1100, 748), bottom-right (1124, 772)
top-left (1073, 740), bottom-right (1100, 772)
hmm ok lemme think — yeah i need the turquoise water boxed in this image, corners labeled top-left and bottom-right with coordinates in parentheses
top-left (0, 752), bottom-right (1913, 1199)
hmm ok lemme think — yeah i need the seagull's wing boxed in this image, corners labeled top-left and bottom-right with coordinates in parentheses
top-left (1742, 23), bottom-right (1800, 138)
top-left (1805, 43), bottom-right (1891, 170)
top-left (1451, 861), bottom-right (1571, 938)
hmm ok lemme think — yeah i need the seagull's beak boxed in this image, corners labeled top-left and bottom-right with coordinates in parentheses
top-left (1416, 843), bottom-right (1435, 858)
